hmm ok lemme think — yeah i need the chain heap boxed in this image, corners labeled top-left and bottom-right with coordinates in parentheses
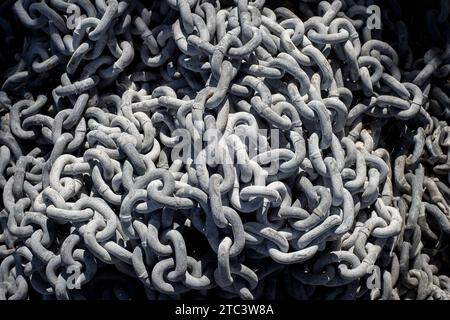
top-left (1, 0), bottom-right (450, 300)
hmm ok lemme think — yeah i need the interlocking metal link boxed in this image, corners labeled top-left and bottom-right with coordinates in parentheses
top-left (0, 0), bottom-right (450, 300)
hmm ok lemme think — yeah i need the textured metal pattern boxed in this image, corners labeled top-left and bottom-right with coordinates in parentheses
top-left (0, 0), bottom-right (450, 300)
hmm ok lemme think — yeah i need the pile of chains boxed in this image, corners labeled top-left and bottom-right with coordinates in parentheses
top-left (0, 0), bottom-right (450, 300)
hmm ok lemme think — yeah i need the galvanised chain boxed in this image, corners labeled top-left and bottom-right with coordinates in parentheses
top-left (0, 0), bottom-right (449, 300)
